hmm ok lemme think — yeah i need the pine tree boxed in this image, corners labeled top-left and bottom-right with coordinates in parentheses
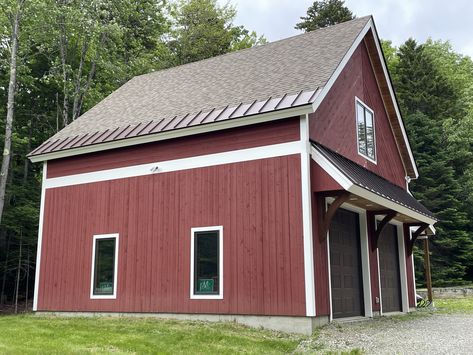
top-left (295, 0), bottom-right (354, 32)
top-left (391, 40), bottom-right (473, 286)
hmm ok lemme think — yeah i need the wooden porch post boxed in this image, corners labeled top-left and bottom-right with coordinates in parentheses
top-left (423, 237), bottom-right (433, 302)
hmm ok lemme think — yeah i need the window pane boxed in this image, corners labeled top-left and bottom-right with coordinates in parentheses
top-left (365, 110), bottom-right (375, 159)
top-left (94, 238), bottom-right (116, 295)
top-left (356, 103), bottom-right (367, 155)
top-left (194, 231), bottom-right (219, 295)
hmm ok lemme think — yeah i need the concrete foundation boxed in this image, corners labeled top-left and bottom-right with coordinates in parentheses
top-left (36, 311), bottom-right (330, 335)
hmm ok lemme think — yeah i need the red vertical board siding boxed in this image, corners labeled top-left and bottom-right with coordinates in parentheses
top-left (403, 224), bottom-right (416, 308)
top-left (38, 155), bottom-right (306, 316)
top-left (310, 161), bottom-right (331, 316)
top-left (47, 118), bottom-right (300, 178)
top-left (310, 41), bottom-right (407, 188)
top-left (366, 211), bottom-right (380, 312)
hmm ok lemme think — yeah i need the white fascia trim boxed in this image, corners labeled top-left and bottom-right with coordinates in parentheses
top-left (310, 147), bottom-right (353, 190)
top-left (369, 20), bottom-right (418, 178)
top-left (29, 105), bottom-right (314, 163)
top-left (311, 19), bottom-right (372, 112)
top-left (90, 233), bottom-right (119, 300)
top-left (310, 149), bottom-right (436, 225)
top-left (190, 226), bottom-right (224, 300)
top-left (33, 162), bottom-right (47, 311)
top-left (45, 140), bottom-right (303, 189)
top-left (310, 17), bottom-right (418, 179)
top-left (300, 114), bottom-right (316, 317)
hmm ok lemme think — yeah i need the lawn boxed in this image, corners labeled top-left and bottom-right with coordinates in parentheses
top-left (0, 315), bottom-right (304, 354)
top-left (1, 298), bottom-right (471, 354)
top-left (434, 297), bottom-right (473, 314)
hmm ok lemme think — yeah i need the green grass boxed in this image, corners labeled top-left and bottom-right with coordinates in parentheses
top-left (0, 315), bottom-right (304, 354)
top-left (434, 298), bottom-right (473, 314)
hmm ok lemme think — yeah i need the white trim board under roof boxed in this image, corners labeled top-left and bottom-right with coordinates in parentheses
top-left (311, 143), bottom-right (436, 226)
top-left (28, 16), bottom-right (418, 179)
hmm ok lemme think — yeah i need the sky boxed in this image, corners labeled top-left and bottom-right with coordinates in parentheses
top-left (218, 0), bottom-right (473, 57)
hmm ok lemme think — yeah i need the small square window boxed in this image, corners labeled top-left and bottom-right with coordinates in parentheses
top-left (190, 226), bottom-right (223, 299)
top-left (355, 98), bottom-right (376, 162)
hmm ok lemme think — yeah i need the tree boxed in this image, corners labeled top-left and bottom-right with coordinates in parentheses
top-left (295, 0), bottom-right (354, 32)
top-left (0, 0), bottom-right (25, 228)
top-left (169, 0), bottom-right (266, 65)
top-left (388, 39), bottom-right (473, 286)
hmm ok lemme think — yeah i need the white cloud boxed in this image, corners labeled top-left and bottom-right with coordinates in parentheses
top-left (221, 0), bottom-right (473, 57)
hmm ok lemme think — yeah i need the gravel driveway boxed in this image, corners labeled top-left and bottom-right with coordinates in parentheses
top-left (299, 312), bottom-right (473, 354)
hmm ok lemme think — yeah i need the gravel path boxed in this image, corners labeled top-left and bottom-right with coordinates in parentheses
top-left (300, 313), bottom-right (473, 354)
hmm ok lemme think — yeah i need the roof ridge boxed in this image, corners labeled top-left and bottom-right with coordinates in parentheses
top-left (135, 16), bottom-right (373, 80)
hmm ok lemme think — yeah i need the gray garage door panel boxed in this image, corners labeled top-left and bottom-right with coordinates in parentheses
top-left (378, 224), bottom-right (402, 313)
top-left (330, 208), bottom-right (364, 318)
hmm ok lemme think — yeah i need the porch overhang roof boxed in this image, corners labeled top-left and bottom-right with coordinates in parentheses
top-left (311, 142), bottom-right (437, 226)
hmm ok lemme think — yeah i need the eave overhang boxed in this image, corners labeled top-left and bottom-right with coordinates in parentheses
top-left (311, 142), bottom-right (437, 226)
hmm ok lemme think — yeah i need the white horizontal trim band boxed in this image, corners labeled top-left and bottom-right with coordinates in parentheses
top-left (45, 141), bottom-right (303, 189)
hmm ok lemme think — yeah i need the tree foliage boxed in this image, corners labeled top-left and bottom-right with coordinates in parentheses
top-left (169, 0), bottom-right (266, 65)
top-left (0, 0), bottom-right (264, 309)
top-left (385, 39), bottom-right (473, 286)
top-left (295, 0), bottom-right (354, 32)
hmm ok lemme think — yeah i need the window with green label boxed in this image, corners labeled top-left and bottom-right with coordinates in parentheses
top-left (92, 235), bottom-right (117, 297)
top-left (193, 229), bottom-right (221, 296)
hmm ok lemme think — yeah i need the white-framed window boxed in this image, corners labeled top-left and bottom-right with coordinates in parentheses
top-left (90, 233), bottom-right (119, 299)
top-left (355, 97), bottom-right (376, 163)
top-left (190, 226), bottom-right (223, 299)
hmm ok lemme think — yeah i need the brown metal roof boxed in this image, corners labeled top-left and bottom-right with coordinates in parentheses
top-left (312, 142), bottom-right (436, 220)
top-left (29, 17), bottom-right (372, 158)
top-left (29, 90), bottom-right (319, 156)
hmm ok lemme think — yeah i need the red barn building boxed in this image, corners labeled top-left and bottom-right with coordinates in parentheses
top-left (29, 16), bottom-right (437, 334)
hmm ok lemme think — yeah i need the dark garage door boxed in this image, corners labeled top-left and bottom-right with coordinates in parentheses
top-left (378, 224), bottom-right (402, 313)
top-left (329, 208), bottom-right (364, 318)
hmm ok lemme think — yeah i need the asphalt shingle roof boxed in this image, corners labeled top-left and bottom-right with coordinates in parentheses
top-left (49, 16), bottom-right (371, 142)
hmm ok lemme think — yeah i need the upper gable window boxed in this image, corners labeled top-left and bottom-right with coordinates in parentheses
top-left (355, 98), bottom-right (376, 162)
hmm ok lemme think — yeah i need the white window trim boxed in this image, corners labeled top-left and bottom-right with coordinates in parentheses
top-left (355, 96), bottom-right (377, 164)
top-left (90, 233), bottom-right (119, 300)
top-left (190, 226), bottom-right (223, 300)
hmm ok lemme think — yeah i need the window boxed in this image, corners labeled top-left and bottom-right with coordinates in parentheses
top-left (90, 234), bottom-right (119, 299)
top-left (355, 98), bottom-right (376, 162)
top-left (190, 226), bottom-right (223, 299)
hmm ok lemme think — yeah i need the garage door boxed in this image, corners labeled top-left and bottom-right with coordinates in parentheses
top-left (378, 224), bottom-right (402, 313)
top-left (329, 208), bottom-right (364, 318)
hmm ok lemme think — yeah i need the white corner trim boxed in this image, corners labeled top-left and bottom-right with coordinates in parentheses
top-left (90, 233), bottom-right (119, 300)
top-left (44, 141), bottom-right (303, 189)
top-left (33, 162), bottom-right (47, 311)
top-left (190, 226), bottom-right (224, 300)
top-left (300, 114), bottom-right (316, 317)
top-left (29, 105), bottom-right (313, 163)
top-left (354, 96), bottom-right (377, 164)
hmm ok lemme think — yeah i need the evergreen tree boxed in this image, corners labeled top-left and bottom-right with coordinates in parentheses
top-left (295, 0), bottom-right (354, 32)
top-left (390, 39), bottom-right (473, 286)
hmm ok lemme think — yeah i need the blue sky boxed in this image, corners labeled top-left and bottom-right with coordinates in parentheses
top-left (219, 0), bottom-right (473, 57)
